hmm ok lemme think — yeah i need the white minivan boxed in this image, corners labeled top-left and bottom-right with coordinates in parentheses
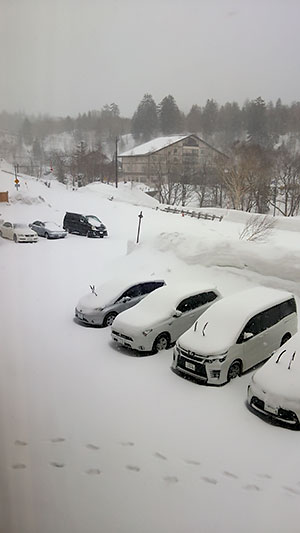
top-left (172, 287), bottom-right (297, 385)
top-left (247, 332), bottom-right (300, 428)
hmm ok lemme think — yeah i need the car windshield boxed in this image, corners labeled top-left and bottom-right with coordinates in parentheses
top-left (86, 216), bottom-right (102, 226)
top-left (45, 222), bottom-right (61, 230)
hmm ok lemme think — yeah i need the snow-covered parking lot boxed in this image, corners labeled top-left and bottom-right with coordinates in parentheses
top-left (1, 167), bottom-right (300, 533)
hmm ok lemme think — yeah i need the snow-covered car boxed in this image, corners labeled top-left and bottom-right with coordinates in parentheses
top-left (111, 284), bottom-right (222, 354)
top-left (75, 278), bottom-right (165, 327)
top-left (172, 287), bottom-right (297, 386)
top-left (29, 220), bottom-right (67, 239)
top-left (0, 221), bottom-right (38, 243)
top-left (247, 332), bottom-right (300, 428)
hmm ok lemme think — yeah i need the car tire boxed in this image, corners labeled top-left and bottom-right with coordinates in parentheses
top-left (45, 232), bottom-right (49, 239)
top-left (0, 230), bottom-right (2, 237)
top-left (227, 360), bottom-right (242, 382)
top-left (13, 234), bottom-right (18, 243)
top-left (103, 312), bottom-right (117, 327)
top-left (152, 333), bottom-right (170, 353)
top-left (280, 333), bottom-right (291, 346)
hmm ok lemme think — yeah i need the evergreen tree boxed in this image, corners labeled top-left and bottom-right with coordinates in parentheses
top-left (131, 93), bottom-right (158, 142)
top-left (20, 118), bottom-right (33, 145)
top-left (186, 105), bottom-right (202, 133)
top-left (159, 95), bottom-right (182, 135)
top-left (201, 99), bottom-right (218, 137)
top-left (244, 97), bottom-right (269, 146)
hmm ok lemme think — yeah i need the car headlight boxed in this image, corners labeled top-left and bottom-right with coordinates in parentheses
top-left (142, 328), bottom-right (153, 336)
top-left (206, 353), bottom-right (228, 364)
top-left (91, 226), bottom-right (96, 230)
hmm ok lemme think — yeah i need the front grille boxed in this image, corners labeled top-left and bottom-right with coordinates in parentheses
top-left (179, 347), bottom-right (206, 362)
top-left (177, 353), bottom-right (207, 379)
top-left (112, 330), bottom-right (133, 342)
top-left (250, 397), bottom-right (299, 426)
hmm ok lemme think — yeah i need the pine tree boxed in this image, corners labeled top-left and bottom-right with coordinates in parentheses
top-left (131, 94), bottom-right (158, 142)
top-left (159, 95), bottom-right (182, 135)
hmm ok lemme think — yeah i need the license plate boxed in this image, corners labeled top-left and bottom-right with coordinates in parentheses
top-left (265, 403), bottom-right (278, 415)
top-left (185, 361), bottom-right (195, 371)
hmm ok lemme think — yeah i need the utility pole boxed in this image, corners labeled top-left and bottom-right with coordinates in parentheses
top-left (115, 136), bottom-right (118, 188)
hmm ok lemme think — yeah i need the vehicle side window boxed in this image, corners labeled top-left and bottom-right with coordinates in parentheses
top-left (237, 313), bottom-right (262, 343)
top-left (177, 295), bottom-right (204, 313)
top-left (4, 222), bottom-right (11, 227)
top-left (261, 304), bottom-right (281, 330)
top-left (280, 298), bottom-right (297, 318)
top-left (140, 281), bottom-right (164, 295)
top-left (119, 285), bottom-right (142, 300)
top-left (206, 291), bottom-right (218, 303)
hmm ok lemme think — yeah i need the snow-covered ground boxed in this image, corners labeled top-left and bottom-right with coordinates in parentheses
top-left (1, 161), bottom-right (300, 533)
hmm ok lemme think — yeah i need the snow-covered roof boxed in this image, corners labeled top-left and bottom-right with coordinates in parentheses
top-left (119, 135), bottom-right (191, 157)
top-left (178, 287), bottom-right (295, 355)
top-left (252, 332), bottom-right (300, 400)
top-left (113, 282), bottom-right (219, 329)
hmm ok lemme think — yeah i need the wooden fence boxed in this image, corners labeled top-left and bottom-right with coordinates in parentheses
top-left (160, 206), bottom-right (223, 222)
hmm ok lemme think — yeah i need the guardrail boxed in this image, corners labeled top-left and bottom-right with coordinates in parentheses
top-left (160, 206), bottom-right (223, 222)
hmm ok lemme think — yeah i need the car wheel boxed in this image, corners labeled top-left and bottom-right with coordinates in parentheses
top-left (103, 312), bottom-right (117, 327)
top-left (0, 230), bottom-right (2, 237)
top-left (280, 333), bottom-right (291, 346)
top-left (227, 360), bottom-right (242, 381)
top-left (153, 333), bottom-right (170, 353)
top-left (13, 234), bottom-right (18, 243)
top-left (45, 232), bottom-right (49, 239)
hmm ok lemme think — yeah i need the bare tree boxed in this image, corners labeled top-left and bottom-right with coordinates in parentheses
top-left (270, 148), bottom-right (300, 216)
top-left (239, 214), bottom-right (276, 242)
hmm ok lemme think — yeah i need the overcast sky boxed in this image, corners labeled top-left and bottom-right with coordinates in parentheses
top-left (1, 0), bottom-right (300, 118)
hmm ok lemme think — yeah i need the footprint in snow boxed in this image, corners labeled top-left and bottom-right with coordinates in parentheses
top-left (185, 459), bottom-right (201, 466)
top-left (14, 440), bottom-right (28, 446)
top-left (86, 443), bottom-right (100, 450)
top-left (154, 452), bottom-right (167, 460)
top-left (163, 476), bottom-right (178, 484)
top-left (257, 473), bottom-right (272, 479)
top-left (86, 468), bottom-right (101, 476)
top-left (202, 476), bottom-right (218, 485)
top-left (50, 462), bottom-right (65, 468)
top-left (126, 465), bottom-right (140, 472)
top-left (120, 441), bottom-right (135, 447)
top-left (282, 486), bottom-right (300, 495)
top-left (12, 463), bottom-right (26, 469)
top-left (223, 471), bottom-right (239, 480)
top-left (50, 438), bottom-right (66, 443)
top-left (243, 484), bottom-right (261, 491)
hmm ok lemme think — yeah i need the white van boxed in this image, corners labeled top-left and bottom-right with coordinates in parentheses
top-left (172, 287), bottom-right (297, 386)
top-left (247, 332), bottom-right (300, 428)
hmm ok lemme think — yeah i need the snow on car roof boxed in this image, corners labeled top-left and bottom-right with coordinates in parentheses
top-left (113, 283), bottom-right (219, 329)
top-left (253, 332), bottom-right (300, 399)
top-left (78, 277), bottom-right (165, 309)
top-left (179, 287), bottom-right (295, 355)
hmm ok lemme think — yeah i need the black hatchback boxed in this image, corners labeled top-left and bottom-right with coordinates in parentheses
top-left (63, 212), bottom-right (108, 237)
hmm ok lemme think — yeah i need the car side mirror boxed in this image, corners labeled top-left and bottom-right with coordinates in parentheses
top-left (172, 310), bottom-right (182, 318)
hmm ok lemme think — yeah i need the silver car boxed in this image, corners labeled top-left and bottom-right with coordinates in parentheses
top-left (75, 278), bottom-right (165, 327)
top-left (29, 220), bottom-right (67, 239)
